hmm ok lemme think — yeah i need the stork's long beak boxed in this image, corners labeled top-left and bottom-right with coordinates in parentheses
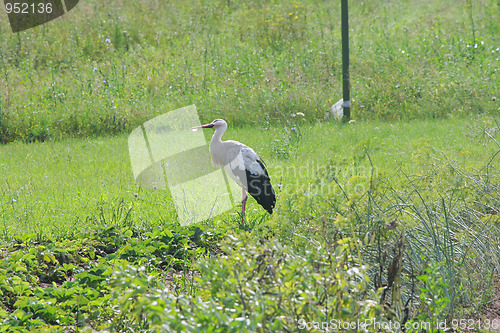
top-left (191, 123), bottom-right (214, 130)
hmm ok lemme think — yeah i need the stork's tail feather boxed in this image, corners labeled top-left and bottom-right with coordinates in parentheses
top-left (246, 161), bottom-right (276, 214)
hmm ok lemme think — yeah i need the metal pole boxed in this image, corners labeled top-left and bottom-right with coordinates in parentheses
top-left (341, 0), bottom-right (351, 121)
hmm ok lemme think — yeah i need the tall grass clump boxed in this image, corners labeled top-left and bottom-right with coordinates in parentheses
top-left (276, 120), bottom-right (500, 324)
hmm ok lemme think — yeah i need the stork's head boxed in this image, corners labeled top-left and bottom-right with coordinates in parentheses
top-left (191, 119), bottom-right (227, 130)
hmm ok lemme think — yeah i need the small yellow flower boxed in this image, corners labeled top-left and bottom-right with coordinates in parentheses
top-left (294, 16), bottom-right (298, 19)
top-left (289, 12), bottom-right (293, 16)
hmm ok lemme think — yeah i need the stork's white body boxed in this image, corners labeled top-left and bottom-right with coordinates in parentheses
top-left (193, 119), bottom-right (276, 221)
top-left (210, 141), bottom-right (263, 188)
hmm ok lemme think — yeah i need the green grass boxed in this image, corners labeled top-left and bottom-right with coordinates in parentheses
top-left (1, 116), bottom-right (499, 331)
top-left (0, 0), bottom-right (498, 143)
top-left (1, 116), bottom-right (497, 237)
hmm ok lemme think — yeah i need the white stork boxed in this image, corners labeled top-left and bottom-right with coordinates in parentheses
top-left (192, 119), bottom-right (276, 221)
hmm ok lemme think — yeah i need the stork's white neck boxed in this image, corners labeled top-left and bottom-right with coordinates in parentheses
top-left (210, 122), bottom-right (228, 146)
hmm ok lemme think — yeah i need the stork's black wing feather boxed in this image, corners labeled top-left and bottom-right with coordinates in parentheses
top-left (245, 159), bottom-right (276, 214)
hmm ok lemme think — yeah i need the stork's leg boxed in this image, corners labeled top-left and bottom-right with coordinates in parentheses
top-left (241, 187), bottom-right (248, 223)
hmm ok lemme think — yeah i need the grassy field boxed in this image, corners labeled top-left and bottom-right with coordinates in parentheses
top-left (0, 0), bottom-right (498, 143)
top-left (1, 117), bottom-right (497, 237)
top-left (1, 116), bottom-right (500, 330)
top-left (1, 0), bottom-right (500, 331)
